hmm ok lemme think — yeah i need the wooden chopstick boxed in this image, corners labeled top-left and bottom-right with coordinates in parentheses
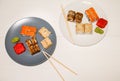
top-left (43, 50), bottom-right (77, 75)
top-left (61, 5), bottom-right (74, 44)
top-left (42, 51), bottom-right (65, 81)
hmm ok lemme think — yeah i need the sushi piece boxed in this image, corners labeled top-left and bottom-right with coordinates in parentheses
top-left (13, 43), bottom-right (26, 55)
top-left (20, 25), bottom-right (37, 37)
top-left (11, 37), bottom-right (20, 43)
top-left (31, 37), bottom-right (37, 45)
top-left (85, 7), bottom-right (99, 22)
top-left (67, 10), bottom-right (76, 22)
top-left (26, 39), bottom-right (32, 46)
top-left (76, 23), bottom-right (85, 34)
top-left (95, 27), bottom-right (104, 34)
top-left (39, 27), bottom-right (51, 38)
top-left (84, 23), bottom-right (93, 33)
top-left (25, 38), bottom-right (40, 55)
top-left (75, 12), bottom-right (83, 23)
top-left (41, 37), bottom-right (52, 49)
top-left (34, 44), bottom-right (40, 52)
top-left (96, 18), bottom-right (108, 28)
top-left (29, 46), bottom-right (36, 54)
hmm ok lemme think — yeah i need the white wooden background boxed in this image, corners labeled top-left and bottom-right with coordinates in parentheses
top-left (0, 0), bottom-right (120, 81)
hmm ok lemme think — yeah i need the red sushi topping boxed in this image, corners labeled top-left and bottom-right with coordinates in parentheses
top-left (14, 43), bottom-right (26, 55)
top-left (96, 18), bottom-right (108, 28)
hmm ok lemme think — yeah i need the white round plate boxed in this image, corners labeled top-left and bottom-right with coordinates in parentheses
top-left (59, 0), bottom-right (108, 46)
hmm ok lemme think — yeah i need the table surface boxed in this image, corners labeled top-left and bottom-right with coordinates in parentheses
top-left (0, 0), bottom-right (120, 81)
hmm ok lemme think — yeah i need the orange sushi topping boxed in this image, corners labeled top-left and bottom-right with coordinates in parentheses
top-left (85, 7), bottom-right (99, 22)
top-left (20, 25), bottom-right (37, 37)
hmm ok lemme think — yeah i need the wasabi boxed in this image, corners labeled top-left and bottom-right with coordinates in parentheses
top-left (11, 37), bottom-right (20, 43)
top-left (95, 27), bottom-right (104, 34)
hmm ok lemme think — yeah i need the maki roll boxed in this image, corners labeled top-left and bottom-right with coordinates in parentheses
top-left (75, 12), bottom-right (83, 23)
top-left (39, 27), bottom-right (51, 38)
top-left (67, 10), bottom-right (76, 22)
top-left (25, 38), bottom-right (40, 55)
top-left (76, 23), bottom-right (85, 34)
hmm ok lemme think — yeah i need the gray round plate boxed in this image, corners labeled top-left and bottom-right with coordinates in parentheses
top-left (5, 17), bottom-right (57, 66)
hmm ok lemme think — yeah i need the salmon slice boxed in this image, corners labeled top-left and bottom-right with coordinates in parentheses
top-left (89, 7), bottom-right (99, 20)
top-left (85, 10), bottom-right (95, 22)
top-left (85, 7), bottom-right (99, 22)
top-left (20, 26), bottom-right (28, 35)
top-left (20, 25), bottom-right (37, 37)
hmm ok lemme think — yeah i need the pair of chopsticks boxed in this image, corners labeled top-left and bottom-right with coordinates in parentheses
top-left (41, 5), bottom-right (76, 81)
top-left (42, 50), bottom-right (77, 81)
top-left (61, 5), bottom-right (74, 44)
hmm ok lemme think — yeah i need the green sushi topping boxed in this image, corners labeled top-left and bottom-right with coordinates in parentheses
top-left (11, 37), bottom-right (20, 43)
top-left (95, 27), bottom-right (104, 34)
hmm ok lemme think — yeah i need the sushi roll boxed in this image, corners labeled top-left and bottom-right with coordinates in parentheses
top-left (26, 39), bottom-right (32, 46)
top-left (76, 23), bottom-right (85, 34)
top-left (25, 38), bottom-right (40, 55)
top-left (75, 12), bottom-right (83, 23)
top-left (41, 37), bottom-right (52, 49)
top-left (84, 23), bottom-right (93, 33)
top-left (29, 46), bottom-right (36, 55)
top-left (34, 44), bottom-right (40, 52)
top-left (31, 37), bottom-right (37, 45)
top-left (39, 27), bottom-right (51, 38)
top-left (67, 10), bottom-right (76, 22)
